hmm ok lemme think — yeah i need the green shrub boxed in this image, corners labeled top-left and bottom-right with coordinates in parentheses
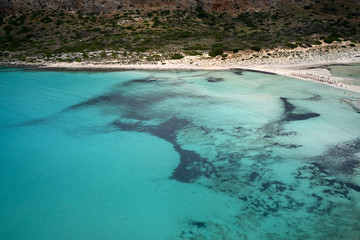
top-left (100, 51), bottom-right (107, 58)
top-left (324, 38), bottom-right (334, 44)
top-left (196, 6), bottom-right (209, 19)
top-left (152, 16), bottom-right (161, 27)
top-left (250, 46), bottom-right (261, 51)
top-left (209, 47), bottom-right (224, 57)
top-left (209, 43), bottom-right (227, 57)
top-left (170, 53), bottom-right (184, 59)
top-left (185, 51), bottom-right (202, 56)
top-left (285, 42), bottom-right (298, 49)
top-left (146, 55), bottom-right (161, 61)
top-left (184, 44), bottom-right (208, 50)
top-left (4, 25), bottom-right (13, 35)
top-left (56, 20), bottom-right (62, 26)
top-left (160, 10), bottom-right (170, 16)
top-left (178, 31), bottom-right (192, 38)
top-left (18, 27), bottom-right (31, 34)
top-left (41, 16), bottom-right (52, 23)
top-left (135, 47), bottom-right (148, 52)
top-left (323, 34), bottom-right (341, 44)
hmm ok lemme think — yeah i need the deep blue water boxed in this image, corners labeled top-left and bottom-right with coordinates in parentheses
top-left (1, 68), bottom-right (360, 239)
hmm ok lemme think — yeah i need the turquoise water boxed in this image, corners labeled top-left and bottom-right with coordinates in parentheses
top-left (1, 68), bottom-right (360, 239)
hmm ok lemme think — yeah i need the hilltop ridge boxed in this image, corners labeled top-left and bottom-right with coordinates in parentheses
top-left (0, 0), bottom-right (359, 64)
top-left (1, 0), bottom-right (312, 15)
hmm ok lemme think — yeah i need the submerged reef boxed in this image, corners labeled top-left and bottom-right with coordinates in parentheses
top-left (18, 71), bottom-right (360, 239)
top-left (280, 97), bottom-right (320, 122)
top-left (111, 117), bottom-right (218, 183)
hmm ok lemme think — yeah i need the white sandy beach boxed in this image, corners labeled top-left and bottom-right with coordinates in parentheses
top-left (3, 41), bottom-right (360, 93)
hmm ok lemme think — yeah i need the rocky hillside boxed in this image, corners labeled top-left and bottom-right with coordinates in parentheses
top-left (0, 0), bottom-right (359, 63)
top-left (0, 0), bottom-right (312, 15)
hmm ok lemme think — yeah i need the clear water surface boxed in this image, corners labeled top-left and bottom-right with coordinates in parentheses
top-left (1, 68), bottom-right (360, 239)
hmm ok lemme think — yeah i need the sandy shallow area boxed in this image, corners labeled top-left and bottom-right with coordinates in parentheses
top-left (2, 42), bottom-right (360, 93)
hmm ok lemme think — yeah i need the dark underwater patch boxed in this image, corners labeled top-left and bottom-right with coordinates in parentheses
top-left (111, 120), bottom-right (144, 132)
top-left (20, 74), bottom-right (216, 128)
top-left (283, 113), bottom-right (321, 121)
top-left (189, 221), bottom-right (206, 229)
top-left (149, 117), bottom-right (190, 144)
top-left (310, 162), bottom-right (329, 174)
top-left (245, 69), bottom-right (277, 75)
top-left (312, 137), bottom-right (360, 175)
top-left (246, 69), bottom-right (277, 75)
top-left (249, 171), bottom-right (259, 181)
top-left (260, 181), bottom-right (287, 192)
top-left (280, 97), bottom-right (295, 114)
top-left (64, 87), bottom-right (206, 120)
top-left (15, 117), bottom-right (49, 127)
top-left (111, 117), bottom-right (188, 145)
top-left (339, 98), bottom-right (360, 115)
top-left (207, 77), bottom-right (224, 82)
top-left (152, 119), bottom-right (216, 183)
top-left (0, 67), bottom-right (33, 72)
top-left (272, 142), bottom-right (302, 149)
top-left (233, 70), bottom-right (243, 75)
top-left (302, 94), bottom-right (322, 101)
top-left (17, 79), bottom-right (220, 184)
top-left (351, 105), bottom-right (360, 114)
top-left (294, 162), bottom-right (359, 203)
top-left (232, 68), bottom-right (277, 75)
top-left (111, 117), bottom-right (217, 183)
top-left (280, 97), bottom-right (320, 122)
top-left (121, 78), bottom-right (163, 86)
top-left (170, 144), bottom-right (212, 183)
top-left (344, 182), bottom-right (360, 192)
top-left (65, 93), bottom-right (123, 111)
top-left (126, 79), bottom-right (152, 84)
top-left (338, 159), bottom-right (360, 174)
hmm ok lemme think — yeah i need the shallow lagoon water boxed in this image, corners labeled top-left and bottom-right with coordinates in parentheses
top-left (328, 63), bottom-right (360, 86)
top-left (1, 68), bottom-right (360, 239)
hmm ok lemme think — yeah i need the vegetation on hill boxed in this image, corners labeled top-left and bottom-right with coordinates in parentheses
top-left (0, 0), bottom-right (359, 62)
